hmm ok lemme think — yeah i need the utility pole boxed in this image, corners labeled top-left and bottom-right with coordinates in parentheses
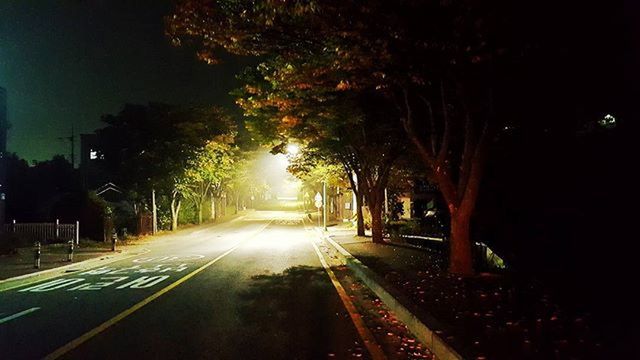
top-left (384, 188), bottom-right (389, 216)
top-left (70, 126), bottom-right (75, 168)
top-left (0, 87), bottom-right (7, 241)
top-left (58, 126), bottom-right (75, 168)
top-left (152, 188), bottom-right (157, 234)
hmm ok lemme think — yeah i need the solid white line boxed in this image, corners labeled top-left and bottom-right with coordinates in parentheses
top-left (0, 307), bottom-right (41, 324)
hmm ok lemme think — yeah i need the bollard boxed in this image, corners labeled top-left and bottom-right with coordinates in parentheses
top-left (111, 229), bottom-right (118, 252)
top-left (34, 241), bottom-right (41, 269)
top-left (67, 240), bottom-right (74, 262)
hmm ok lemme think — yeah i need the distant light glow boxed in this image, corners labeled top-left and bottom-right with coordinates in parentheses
top-left (256, 151), bottom-right (302, 199)
top-left (274, 153), bottom-right (289, 168)
top-left (286, 143), bottom-right (299, 155)
top-left (598, 114), bottom-right (616, 129)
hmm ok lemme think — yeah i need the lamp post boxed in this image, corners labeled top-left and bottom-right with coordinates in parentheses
top-left (151, 188), bottom-right (157, 234)
top-left (314, 192), bottom-right (322, 228)
top-left (322, 181), bottom-right (327, 231)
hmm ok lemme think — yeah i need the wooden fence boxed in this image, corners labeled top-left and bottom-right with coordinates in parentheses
top-left (4, 220), bottom-right (80, 244)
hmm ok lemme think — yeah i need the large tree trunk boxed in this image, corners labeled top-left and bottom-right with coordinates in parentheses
top-left (400, 85), bottom-right (489, 276)
top-left (170, 195), bottom-right (181, 231)
top-left (211, 194), bottom-right (216, 220)
top-left (370, 203), bottom-right (385, 244)
top-left (355, 191), bottom-right (365, 236)
top-left (222, 196), bottom-right (227, 216)
top-left (196, 201), bottom-right (203, 224)
top-left (449, 210), bottom-right (473, 276)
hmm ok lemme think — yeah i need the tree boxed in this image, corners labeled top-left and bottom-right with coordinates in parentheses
top-left (95, 103), bottom-right (232, 230)
top-left (226, 151), bottom-right (261, 213)
top-left (180, 134), bottom-right (236, 224)
top-left (287, 146), bottom-right (346, 213)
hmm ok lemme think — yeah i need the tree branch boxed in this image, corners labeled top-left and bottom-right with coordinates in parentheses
top-left (457, 111), bottom-right (476, 200)
top-left (417, 95), bottom-right (437, 155)
top-left (437, 80), bottom-right (451, 163)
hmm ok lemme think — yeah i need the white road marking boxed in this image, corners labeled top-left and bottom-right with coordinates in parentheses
top-left (80, 264), bottom-right (189, 276)
top-left (19, 278), bottom-right (85, 293)
top-left (132, 255), bottom-right (204, 263)
top-left (67, 277), bottom-right (129, 291)
top-left (0, 307), bottom-right (41, 324)
top-left (115, 276), bottom-right (170, 289)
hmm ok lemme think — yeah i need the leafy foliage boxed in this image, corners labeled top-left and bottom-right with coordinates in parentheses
top-left (179, 134), bottom-right (237, 223)
top-left (95, 103), bottom-right (235, 229)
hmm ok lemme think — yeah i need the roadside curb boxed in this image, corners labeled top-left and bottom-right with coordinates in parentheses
top-left (382, 239), bottom-right (443, 253)
top-left (0, 248), bottom-right (149, 292)
top-left (317, 229), bottom-right (466, 360)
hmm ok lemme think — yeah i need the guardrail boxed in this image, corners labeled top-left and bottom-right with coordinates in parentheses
top-left (4, 220), bottom-right (80, 244)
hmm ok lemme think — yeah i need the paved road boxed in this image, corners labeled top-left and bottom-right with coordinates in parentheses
top-left (0, 211), bottom-right (368, 359)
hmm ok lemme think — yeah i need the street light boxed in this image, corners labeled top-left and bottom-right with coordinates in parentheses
top-left (322, 180), bottom-right (327, 231)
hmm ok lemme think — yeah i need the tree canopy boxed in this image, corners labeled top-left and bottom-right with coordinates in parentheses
top-left (166, 0), bottom-right (532, 274)
top-left (95, 103), bottom-right (236, 230)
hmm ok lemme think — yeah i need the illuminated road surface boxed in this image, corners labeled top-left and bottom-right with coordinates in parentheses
top-left (0, 211), bottom-right (368, 359)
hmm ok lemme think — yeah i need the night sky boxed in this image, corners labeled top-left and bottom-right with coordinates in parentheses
top-left (0, 0), bottom-right (251, 163)
top-left (1, 1), bottom-right (638, 163)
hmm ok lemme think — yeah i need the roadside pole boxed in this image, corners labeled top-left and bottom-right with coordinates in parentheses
top-left (152, 188), bottom-right (157, 234)
top-left (384, 188), bottom-right (389, 216)
top-left (323, 181), bottom-right (327, 231)
top-left (314, 192), bottom-right (323, 229)
top-left (34, 242), bottom-right (41, 269)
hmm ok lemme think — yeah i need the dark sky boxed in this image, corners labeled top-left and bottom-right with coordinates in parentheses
top-left (0, 0), bottom-right (252, 163)
top-left (1, 1), bottom-right (637, 163)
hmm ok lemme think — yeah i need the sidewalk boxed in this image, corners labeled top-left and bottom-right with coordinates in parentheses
top-left (0, 241), bottom-right (129, 281)
top-left (322, 224), bottom-right (604, 360)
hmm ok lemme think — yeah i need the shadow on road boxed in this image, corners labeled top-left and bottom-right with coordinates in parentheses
top-left (236, 265), bottom-right (365, 359)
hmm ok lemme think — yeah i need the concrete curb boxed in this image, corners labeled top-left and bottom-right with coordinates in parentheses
top-left (319, 230), bottom-right (466, 360)
top-left (0, 248), bottom-right (149, 292)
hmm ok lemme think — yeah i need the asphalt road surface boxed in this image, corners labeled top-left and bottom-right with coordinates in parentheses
top-left (0, 211), bottom-right (369, 359)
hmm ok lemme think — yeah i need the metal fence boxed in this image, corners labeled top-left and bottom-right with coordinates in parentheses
top-left (4, 220), bottom-right (79, 244)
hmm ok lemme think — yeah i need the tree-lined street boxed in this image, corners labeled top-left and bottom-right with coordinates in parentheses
top-left (1, 0), bottom-right (636, 358)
